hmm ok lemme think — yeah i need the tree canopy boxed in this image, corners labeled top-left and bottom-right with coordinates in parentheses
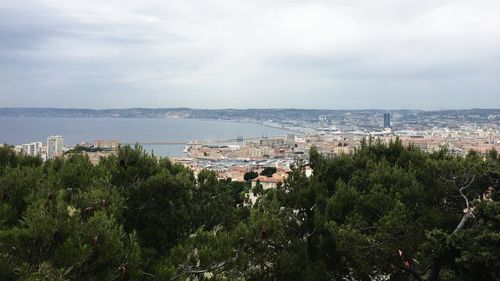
top-left (0, 140), bottom-right (498, 281)
top-left (260, 167), bottom-right (277, 178)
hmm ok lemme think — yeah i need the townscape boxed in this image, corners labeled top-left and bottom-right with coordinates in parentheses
top-left (10, 110), bottom-right (500, 191)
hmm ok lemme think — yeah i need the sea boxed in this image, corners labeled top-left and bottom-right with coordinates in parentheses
top-left (0, 117), bottom-right (294, 157)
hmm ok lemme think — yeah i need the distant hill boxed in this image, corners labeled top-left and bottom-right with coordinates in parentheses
top-left (0, 107), bottom-right (500, 126)
top-left (1, 107), bottom-right (499, 120)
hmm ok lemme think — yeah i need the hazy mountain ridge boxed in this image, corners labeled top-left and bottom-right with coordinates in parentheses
top-left (1, 107), bottom-right (498, 121)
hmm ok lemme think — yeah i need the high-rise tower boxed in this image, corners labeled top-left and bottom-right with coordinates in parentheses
top-left (383, 113), bottom-right (391, 129)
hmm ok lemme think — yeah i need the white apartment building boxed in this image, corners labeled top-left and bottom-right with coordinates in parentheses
top-left (47, 135), bottom-right (64, 159)
top-left (22, 142), bottom-right (43, 156)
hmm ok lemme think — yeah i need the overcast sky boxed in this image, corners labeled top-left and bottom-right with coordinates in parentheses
top-left (0, 0), bottom-right (499, 109)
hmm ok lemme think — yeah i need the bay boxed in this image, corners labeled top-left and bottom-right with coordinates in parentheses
top-left (0, 117), bottom-right (294, 157)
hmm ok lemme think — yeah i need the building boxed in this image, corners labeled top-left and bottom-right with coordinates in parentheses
top-left (21, 144), bottom-right (30, 155)
top-left (248, 176), bottom-right (282, 204)
top-left (31, 142), bottom-right (42, 156)
top-left (22, 142), bottom-right (43, 156)
top-left (260, 138), bottom-right (285, 148)
top-left (287, 134), bottom-right (296, 147)
top-left (251, 176), bottom-right (280, 190)
top-left (261, 146), bottom-right (271, 157)
top-left (94, 140), bottom-right (120, 149)
top-left (384, 113), bottom-right (391, 129)
top-left (47, 135), bottom-right (64, 159)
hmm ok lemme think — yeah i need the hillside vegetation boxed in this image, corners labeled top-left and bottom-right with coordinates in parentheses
top-left (0, 139), bottom-right (499, 281)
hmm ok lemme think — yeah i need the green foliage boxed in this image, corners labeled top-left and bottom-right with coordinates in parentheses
top-left (260, 167), bottom-right (277, 177)
top-left (0, 142), bottom-right (498, 281)
top-left (65, 145), bottom-right (107, 154)
top-left (244, 171), bottom-right (258, 181)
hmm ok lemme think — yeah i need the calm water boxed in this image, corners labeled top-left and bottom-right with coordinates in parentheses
top-left (0, 117), bottom-right (293, 157)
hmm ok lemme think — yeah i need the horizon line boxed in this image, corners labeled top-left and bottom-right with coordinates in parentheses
top-left (1, 106), bottom-right (499, 112)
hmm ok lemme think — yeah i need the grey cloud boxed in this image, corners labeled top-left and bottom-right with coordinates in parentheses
top-left (0, 0), bottom-right (499, 109)
top-left (268, 53), bottom-right (498, 81)
top-left (0, 1), bottom-right (75, 50)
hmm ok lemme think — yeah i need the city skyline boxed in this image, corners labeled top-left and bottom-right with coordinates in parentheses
top-left (1, 0), bottom-right (499, 109)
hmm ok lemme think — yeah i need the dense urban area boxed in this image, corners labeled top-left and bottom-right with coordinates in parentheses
top-left (5, 108), bottom-right (500, 186)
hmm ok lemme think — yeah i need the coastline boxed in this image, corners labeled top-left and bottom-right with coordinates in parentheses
top-left (0, 116), bottom-right (298, 157)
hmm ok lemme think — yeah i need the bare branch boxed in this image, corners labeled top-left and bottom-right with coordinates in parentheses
top-left (170, 261), bottom-right (228, 280)
top-left (452, 174), bottom-right (475, 235)
top-left (403, 170), bottom-right (477, 281)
